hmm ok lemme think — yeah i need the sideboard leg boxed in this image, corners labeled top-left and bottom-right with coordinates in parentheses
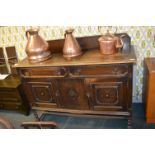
top-left (128, 118), bottom-right (132, 129)
top-left (33, 109), bottom-right (40, 121)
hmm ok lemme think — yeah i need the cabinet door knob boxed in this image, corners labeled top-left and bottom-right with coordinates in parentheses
top-left (55, 90), bottom-right (60, 97)
top-left (86, 92), bottom-right (91, 98)
top-left (41, 92), bottom-right (44, 96)
top-left (105, 94), bottom-right (110, 98)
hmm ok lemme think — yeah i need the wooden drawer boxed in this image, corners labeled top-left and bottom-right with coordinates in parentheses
top-left (0, 88), bottom-right (21, 100)
top-left (0, 101), bottom-right (21, 110)
top-left (20, 67), bottom-right (68, 78)
top-left (70, 64), bottom-right (129, 78)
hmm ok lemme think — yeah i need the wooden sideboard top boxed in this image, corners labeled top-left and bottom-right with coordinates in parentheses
top-left (145, 58), bottom-right (155, 73)
top-left (14, 47), bottom-right (136, 68)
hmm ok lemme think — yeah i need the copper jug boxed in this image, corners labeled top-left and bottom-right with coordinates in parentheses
top-left (98, 31), bottom-right (123, 55)
top-left (25, 28), bottom-right (52, 63)
top-left (63, 29), bottom-right (82, 60)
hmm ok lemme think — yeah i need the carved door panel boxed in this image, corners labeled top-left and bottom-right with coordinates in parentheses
top-left (85, 79), bottom-right (128, 111)
top-left (23, 81), bottom-right (57, 108)
top-left (56, 79), bottom-right (89, 110)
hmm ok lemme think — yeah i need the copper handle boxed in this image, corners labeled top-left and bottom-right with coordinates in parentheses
top-left (116, 37), bottom-right (124, 49)
top-left (64, 32), bottom-right (67, 38)
top-left (117, 34), bottom-right (127, 48)
top-left (119, 39), bottom-right (124, 48)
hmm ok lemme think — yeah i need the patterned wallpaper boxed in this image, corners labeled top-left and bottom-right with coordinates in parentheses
top-left (0, 26), bottom-right (155, 102)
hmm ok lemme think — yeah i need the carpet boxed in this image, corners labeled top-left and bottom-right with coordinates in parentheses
top-left (40, 104), bottom-right (155, 129)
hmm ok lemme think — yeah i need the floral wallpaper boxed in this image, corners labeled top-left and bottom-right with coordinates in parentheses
top-left (0, 26), bottom-right (155, 103)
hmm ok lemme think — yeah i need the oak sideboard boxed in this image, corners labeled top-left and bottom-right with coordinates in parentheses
top-left (15, 35), bottom-right (136, 128)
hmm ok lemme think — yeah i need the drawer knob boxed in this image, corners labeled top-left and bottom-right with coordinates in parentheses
top-left (56, 70), bottom-right (61, 76)
top-left (56, 68), bottom-right (68, 77)
top-left (15, 105), bottom-right (19, 109)
top-left (105, 94), bottom-right (109, 98)
top-left (68, 89), bottom-right (78, 100)
top-left (112, 67), bottom-right (119, 74)
top-left (41, 92), bottom-right (44, 96)
top-left (74, 68), bottom-right (81, 75)
top-left (55, 90), bottom-right (60, 97)
top-left (24, 71), bottom-right (30, 76)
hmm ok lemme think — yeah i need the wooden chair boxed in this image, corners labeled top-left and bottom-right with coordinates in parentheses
top-left (0, 48), bottom-right (8, 74)
top-left (0, 115), bottom-right (14, 129)
top-left (21, 121), bottom-right (58, 129)
top-left (0, 46), bottom-right (58, 129)
top-left (0, 115), bottom-right (57, 129)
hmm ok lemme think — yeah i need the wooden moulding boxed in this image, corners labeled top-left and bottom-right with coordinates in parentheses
top-left (47, 35), bottom-right (101, 53)
top-left (47, 33), bottom-right (131, 54)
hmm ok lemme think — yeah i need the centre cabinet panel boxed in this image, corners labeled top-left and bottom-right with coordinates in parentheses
top-left (85, 79), bottom-right (128, 111)
top-left (56, 79), bottom-right (89, 110)
top-left (23, 81), bottom-right (57, 108)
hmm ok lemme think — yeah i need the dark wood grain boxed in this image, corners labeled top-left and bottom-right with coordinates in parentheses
top-left (16, 35), bottom-right (136, 128)
top-left (0, 75), bottom-right (30, 115)
top-left (144, 58), bottom-right (155, 123)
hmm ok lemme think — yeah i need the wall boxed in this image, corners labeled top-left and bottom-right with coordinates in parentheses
top-left (0, 26), bottom-right (155, 102)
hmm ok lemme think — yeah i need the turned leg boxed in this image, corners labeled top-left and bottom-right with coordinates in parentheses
top-left (128, 117), bottom-right (132, 129)
top-left (33, 109), bottom-right (40, 121)
top-left (128, 110), bottom-right (132, 129)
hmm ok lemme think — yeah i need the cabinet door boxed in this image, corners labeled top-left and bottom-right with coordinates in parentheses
top-left (85, 78), bottom-right (128, 111)
top-left (56, 79), bottom-right (89, 110)
top-left (23, 81), bottom-right (57, 108)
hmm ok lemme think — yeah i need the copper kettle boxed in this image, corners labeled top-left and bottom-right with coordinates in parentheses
top-left (98, 31), bottom-right (123, 55)
top-left (25, 28), bottom-right (52, 63)
top-left (63, 29), bottom-right (82, 60)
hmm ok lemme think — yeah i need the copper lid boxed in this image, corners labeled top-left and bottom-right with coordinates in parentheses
top-left (98, 31), bottom-right (115, 42)
top-left (65, 28), bottom-right (74, 34)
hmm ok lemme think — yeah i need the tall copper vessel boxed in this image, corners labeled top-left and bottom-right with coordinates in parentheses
top-left (25, 28), bottom-right (52, 63)
top-left (63, 29), bottom-right (82, 60)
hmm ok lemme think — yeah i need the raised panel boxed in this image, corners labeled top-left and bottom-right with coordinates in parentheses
top-left (26, 82), bottom-right (57, 108)
top-left (86, 79), bottom-right (127, 111)
top-left (56, 79), bottom-right (89, 110)
top-left (94, 84), bottom-right (119, 105)
top-left (32, 85), bottom-right (53, 102)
